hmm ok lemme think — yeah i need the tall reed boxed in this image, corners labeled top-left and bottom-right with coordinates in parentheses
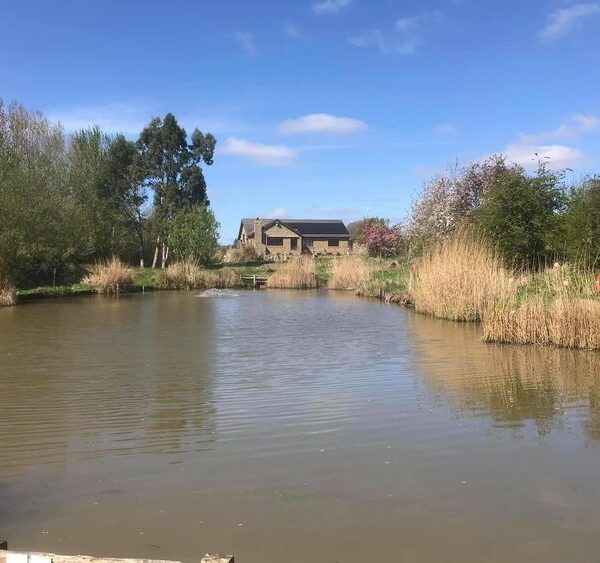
top-left (411, 235), bottom-right (517, 322)
top-left (266, 256), bottom-right (318, 289)
top-left (328, 256), bottom-right (374, 290)
top-left (483, 265), bottom-right (600, 350)
top-left (158, 260), bottom-right (241, 290)
top-left (82, 258), bottom-right (133, 293)
top-left (0, 273), bottom-right (16, 306)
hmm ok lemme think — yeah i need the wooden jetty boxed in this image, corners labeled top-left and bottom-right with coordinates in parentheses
top-left (0, 545), bottom-right (233, 563)
top-left (240, 275), bottom-right (268, 288)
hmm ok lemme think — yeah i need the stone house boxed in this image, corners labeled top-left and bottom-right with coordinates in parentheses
top-left (236, 218), bottom-right (351, 258)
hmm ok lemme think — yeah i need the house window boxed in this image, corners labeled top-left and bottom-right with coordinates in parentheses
top-left (267, 237), bottom-right (283, 246)
top-left (306, 239), bottom-right (313, 247)
top-left (328, 239), bottom-right (340, 247)
top-left (291, 238), bottom-right (298, 250)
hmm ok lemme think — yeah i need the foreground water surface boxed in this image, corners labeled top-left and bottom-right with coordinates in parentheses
top-left (1, 290), bottom-right (600, 562)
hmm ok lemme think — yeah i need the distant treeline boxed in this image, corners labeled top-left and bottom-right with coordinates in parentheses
top-left (0, 99), bottom-right (219, 288)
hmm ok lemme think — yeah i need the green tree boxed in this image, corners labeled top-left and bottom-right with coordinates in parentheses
top-left (476, 163), bottom-right (566, 267)
top-left (0, 100), bottom-right (79, 286)
top-left (169, 205), bottom-right (220, 264)
top-left (560, 177), bottom-right (600, 267)
top-left (137, 113), bottom-right (216, 267)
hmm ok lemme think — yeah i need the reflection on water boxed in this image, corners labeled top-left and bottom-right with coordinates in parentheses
top-left (0, 295), bottom-right (217, 474)
top-left (407, 313), bottom-right (600, 439)
top-left (1, 291), bottom-right (600, 563)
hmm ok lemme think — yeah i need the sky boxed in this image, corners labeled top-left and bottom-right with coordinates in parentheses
top-left (1, 0), bottom-right (600, 242)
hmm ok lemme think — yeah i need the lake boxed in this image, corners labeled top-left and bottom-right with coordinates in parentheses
top-left (1, 290), bottom-right (600, 562)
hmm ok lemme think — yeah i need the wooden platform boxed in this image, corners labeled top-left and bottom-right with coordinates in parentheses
top-left (240, 275), bottom-right (268, 287)
top-left (0, 551), bottom-right (233, 563)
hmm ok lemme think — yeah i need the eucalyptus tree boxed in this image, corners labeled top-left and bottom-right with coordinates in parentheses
top-left (136, 113), bottom-right (216, 267)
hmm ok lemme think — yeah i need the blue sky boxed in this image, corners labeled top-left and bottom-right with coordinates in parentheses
top-left (2, 0), bottom-right (600, 241)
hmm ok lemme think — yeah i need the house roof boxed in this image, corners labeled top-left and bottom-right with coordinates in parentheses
top-left (238, 218), bottom-right (350, 240)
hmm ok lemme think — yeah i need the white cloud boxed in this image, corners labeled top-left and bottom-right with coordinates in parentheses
top-left (433, 123), bottom-right (459, 135)
top-left (491, 115), bottom-right (598, 169)
top-left (539, 3), bottom-right (600, 40)
top-left (311, 0), bottom-right (351, 15)
top-left (220, 137), bottom-right (296, 166)
top-left (349, 10), bottom-right (442, 55)
top-left (231, 31), bottom-right (257, 57)
top-left (518, 114), bottom-right (599, 144)
top-left (278, 113), bottom-right (368, 134)
top-left (503, 143), bottom-right (587, 169)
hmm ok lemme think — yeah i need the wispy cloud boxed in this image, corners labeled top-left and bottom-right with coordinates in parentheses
top-left (48, 102), bottom-right (252, 138)
top-left (493, 115), bottom-right (598, 169)
top-left (231, 31), bottom-right (258, 57)
top-left (349, 10), bottom-right (442, 55)
top-left (278, 113), bottom-right (368, 134)
top-left (265, 207), bottom-right (290, 218)
top-left (48, 102), bottom-right (149, 135)
top-left (503, 144), bottom-right (586, 169)
top-left (283, 21), bottom-right (303, 39)
top-left (433, 123), bottom-right (459, 135)
top-left (220, 137), bottom-right (296, 166)
top-left (518, 114), bottom-right (599, 144)
top-left (311, 0), bottom-right (351, 15)
top-left (539, 3), bottom-right (600, 40)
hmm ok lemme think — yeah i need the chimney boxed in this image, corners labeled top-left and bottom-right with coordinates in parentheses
top-left (254, 217), bottom-right (264, 257)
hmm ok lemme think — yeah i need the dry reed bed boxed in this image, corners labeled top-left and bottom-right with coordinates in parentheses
top-left (158, 260), bottom-right (240, 290)
top-left (483, 298), bottom-right (600, 350)
top-left (266, 256), bottom-right (318, 289)
top-left (328, 256), bottom-right (375, 290)
top-left (410, 237), bottom-right (600, 349)
top-left (482, 266), bottom-right (600, 350)
top-left (412, 236), bottom-right (517, 322)
top-left (0, 273), bottom-right (16, 306)
top-left (82, 258), bottom-right (133, 293)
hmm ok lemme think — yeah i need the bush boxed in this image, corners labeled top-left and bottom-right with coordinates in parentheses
top-left (476, 163), bottom-right (566, 267)
top-left (266, 256), bottom-right (318, 289)
top-left (169, 205), bottom-right (220, 264)
top-left (225, 245), bottom-right (260, 264)
top-left (81, 258), bottom-right (133, 293)
top-left (559, 177), bottom-right (600, 268)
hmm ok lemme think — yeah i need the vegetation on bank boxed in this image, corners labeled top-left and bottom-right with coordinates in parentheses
top-left (266, 256), bottom-right (318, 289)
top-left (0, 99), bottom-right (220, 294)
top-left (2, 98), bottom-right (599, 351)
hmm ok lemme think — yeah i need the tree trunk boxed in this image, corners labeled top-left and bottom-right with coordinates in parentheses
top-left (152, 236), bottom-right (160, 269)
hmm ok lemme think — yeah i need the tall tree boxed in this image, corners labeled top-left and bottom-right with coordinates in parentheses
top-left (136, 113), bottom-right (216, 267)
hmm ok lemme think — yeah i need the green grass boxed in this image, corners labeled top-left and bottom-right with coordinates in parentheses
top-left (132, 268), bottom-right (159, 288)
top-left (371, 264), bottom-right (409, 293)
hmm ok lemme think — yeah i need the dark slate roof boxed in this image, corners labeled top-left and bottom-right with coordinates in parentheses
top-left (239, 218), bottom-right (350, 239)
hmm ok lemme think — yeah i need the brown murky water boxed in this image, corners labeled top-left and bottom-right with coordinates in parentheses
top-left (1, 291), bottom-right (600, 562)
